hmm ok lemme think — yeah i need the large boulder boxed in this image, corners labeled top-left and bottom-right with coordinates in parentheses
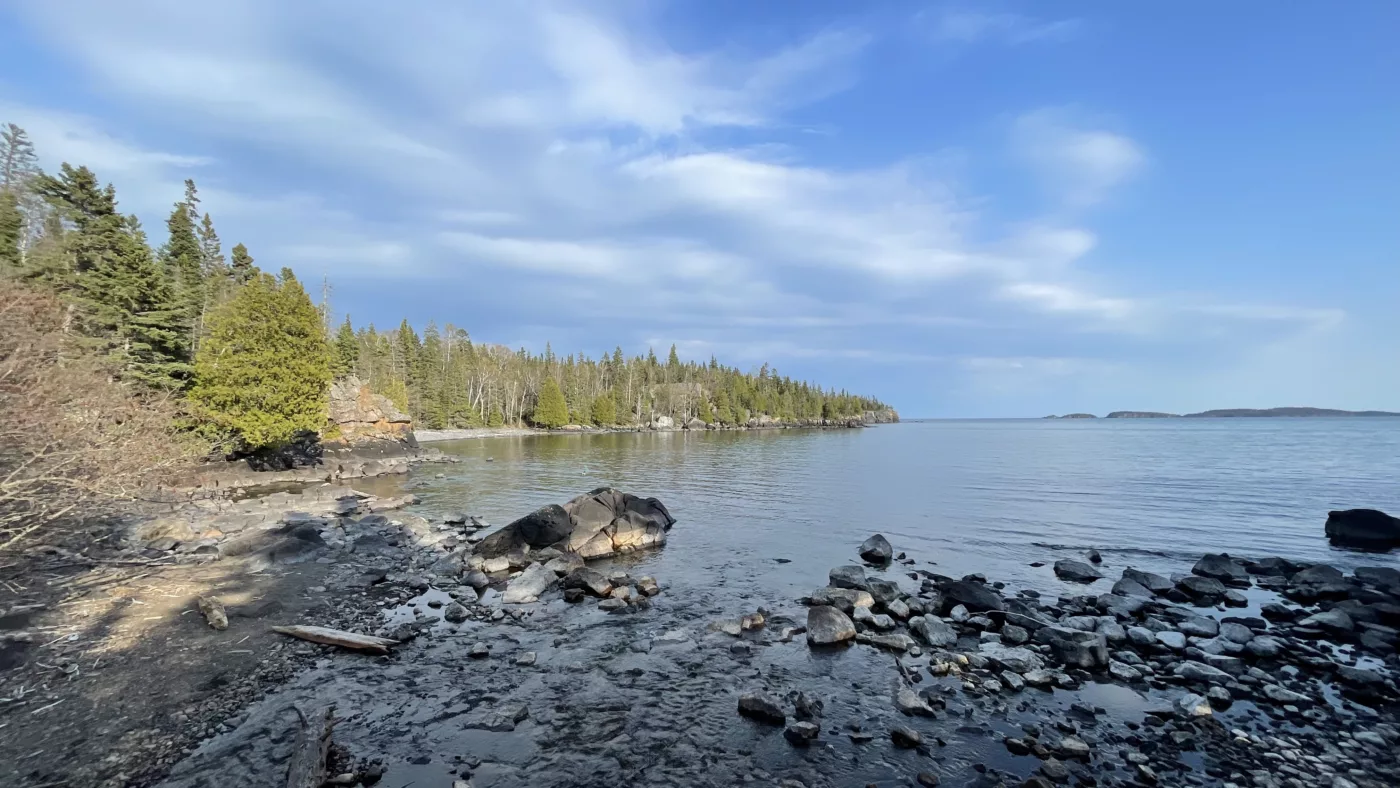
top-left (1325, 509), bottom-right (1400, 549)
top-left (858, 534), bottom-right (893, 564)
top-left (942, 580), bottom-right (1004, 613)
top-left (328, 375), bottom-right (414, 443)
top-left (1192, 554), bottom-right (1250, 585)
top-left (1054, 559), bottom-right (1103, 583)
top-left (1034, 626), bottom-right (1109, 669)
top-left (502, 562), bottom-right (556, 604)
top-left (806, 606), bottom-right (856, 646)
top-left (476, 488), bottom-right (674, 561)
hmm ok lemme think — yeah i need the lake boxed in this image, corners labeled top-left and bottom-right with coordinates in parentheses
top-left (403, 418), bottom-right (1400, 607)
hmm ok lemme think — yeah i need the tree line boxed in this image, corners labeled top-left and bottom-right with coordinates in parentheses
top-left (0, 121), bottom-right (890, 452)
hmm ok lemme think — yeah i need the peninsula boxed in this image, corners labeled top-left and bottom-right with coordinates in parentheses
top-left (1045, 407), bottom-right (1400, 419)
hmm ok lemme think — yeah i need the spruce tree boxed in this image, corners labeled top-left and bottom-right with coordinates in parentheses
top-left (0, 124), bottom-right (39, 190)
top-left (487, 404), bottom-right (505, 427)
top-left (533, 378), bottom-right (569, 428)
top-left (0, 190), bottom-right (20, 273)
top-left (229, 242), bottom-right (256, 285)
top-left (715, 388), bottom-right (735, 426)
top-left (119, 215), bottom-right (190, 389)
top-left (190, 269), bottom-right (331, 450)
top-left (161, 182), bottom-right (204, 350)
top-left (591, 392), bottom-right (616, 426)
top-left (333, 316), bottom-right (359, 377)
top-left (698, 396), bottom-right (714, 424)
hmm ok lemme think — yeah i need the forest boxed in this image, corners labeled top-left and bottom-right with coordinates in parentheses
top-left (0, 121), bottom-right (891, 452)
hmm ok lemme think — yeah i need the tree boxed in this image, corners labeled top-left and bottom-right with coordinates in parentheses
top-left (532, 377), bottom-right (569, 428)
top-left (189, 269), bottom-right (331, 450)
top-left (160, 181), bottom-right (204, 350)
top-left (715, 388), bottom-right (735, 426)
top-left (697, 396), bottom-right (714, 424)
top-left (487, 403), bottom-right (504, 427)
top-left (0, 123), bottom-right (39, 191)
top-left (591, 392), bottom-right (616, 426)
top-left (229, 242), bottom-right (256, 285)
top-left (0, 190), bottom-right (19, 273)
top-left (333, 316), bottom-right (358, 377)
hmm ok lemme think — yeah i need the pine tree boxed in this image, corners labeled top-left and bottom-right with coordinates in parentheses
top-left (591, 392), bottom-right (616, 426)
top-left (229, 242), bottom-right (256, 285)
top-left (190, 269), bottom-right (331, 450)
top-left (0, 124), bottom-right (39, 190)
top-left (161, 180), bottom-right (204, 351)
top-left (333, 316), bottom-right (358, 377)
top-left (698, 396), bottom-right (714, 424)
top-left (715, 388), bottom-right (735, 426)
top-left (533, 377), bottom-right (569, 428)
top-left (120, 215), bottom-right (190, 389)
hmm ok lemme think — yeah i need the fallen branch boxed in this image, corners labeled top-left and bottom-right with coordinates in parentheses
top-left (270, 625), bottom-right (398, 654)
top-left (285, 705), bottom-right (335, 788)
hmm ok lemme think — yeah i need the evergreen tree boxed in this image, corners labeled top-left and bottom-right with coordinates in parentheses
top-left (487, 403), bottom-right (504, 427)
top-left (667, 343), bottom-right (680, 369)
top-left (591, 392), bottom-right (616, 426)
top-left (190, 269), bottom-right (331, 450)
top-left (0, 190), bottom-right (20, 273)
top-left (119, 215), bottom-right (190, 389)
top-left (0, 124), bottom-right (39, 190)
top-left (161, 180), bottom-right (204, 350)
top-left (532, 377), bottom-right (569, 428)
top-left (698, 396), bottom-right (714, 424)
top-left (229, 242), bottom-right (256, 285)
top-left (333, 316), bottom-right (359, 377)
top-left (715, 388), bottom-right (735, 426)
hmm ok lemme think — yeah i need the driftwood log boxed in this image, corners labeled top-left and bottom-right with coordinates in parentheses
top-left (286, 705), bottom-right (335, 788)
top-left (270, 625), bottom-right (398, 654)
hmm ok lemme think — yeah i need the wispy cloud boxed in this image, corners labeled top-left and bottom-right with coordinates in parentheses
top-left (1013, 108), bottom-right (1146, 207)
top-left (924, 8), bottom-right (1083, 45)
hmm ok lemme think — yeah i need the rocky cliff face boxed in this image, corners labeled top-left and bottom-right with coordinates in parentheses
top-left (328, 376), bottom-right (414, 444)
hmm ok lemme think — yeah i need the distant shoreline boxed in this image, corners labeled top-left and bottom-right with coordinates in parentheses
top-left (1042, 407), bottom-right (1400, 420)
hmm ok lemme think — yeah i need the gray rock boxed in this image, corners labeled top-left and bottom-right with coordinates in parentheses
top-left (896, 688), bottom-right (935, 716)
top-left (806, 586), bottom-right (875, 613)
top-left (502, 562), bottom-right (556, 604)
top-left (979, 644), bottom-right (1046, 674)
top-left (853, 606), bottom-right (897, 631)
top-left (442, 602), bottom-right (469, 623)
top-left (1177, 616), bottom-right (1219, 638)
top-left (469, 642), bottom-right (490, 658)
top-left (1109, 661), bottom-right (1141, 682)
top-left (1297, 609), bottom-right (1354, 636)
top-left (858, 533), bottom-right (893, 564)
top-left (943, 580), bottom-right (1004, 612)
top-left (866, 578), bottom-right (902, 605)
top-left (1127, 626), bottom-right (1155, 647)
top-left (1175, 693), bottom-right (1213, 717)
top-left (1002, 624), bottom-right (1030, 645)
top-left (1176, 575), bottom-right (1227, 602)
top-left (1054, 559), bottom-right (1104, 583)
top-left (563, 567), bottom-right (612, 597)
top-left (891, 726), bottom-right (922, 748)
top-left (737, 692), bottom-right (786, 725)
top-left (1245, 635), bottom-right (1285, 659)
top-left (949, 604), bottom-right (970, 623)
top-left (855, 631), bottom-right (917, 651)
top-left (784, 721), bottom-right (820, 746)
top-left (515, 651), bottom-right (537, 666)
top-left (806, 605), bottom-right (856, 645)
top-left (1155, 631), bottom-right (1187, 650)
top-left (1175, 660), bottom-right (1233, 683)
top-left (1193, 553), bottom-right (1250, 584)
top-left (1111, 577), bottom-right (1153, 598)
top-left (909, 616), bottom-right (957, 647)
top-left (1122, 567), bottom-right (1173, 595)
top-left (1262, 684), bottom-right (1311, 705)
top-left (1034, 626), bottom-right (1109, 668)
top-left (1218, 622), bottom-right (1255, 644)
top-left (829, 565), bottom-right (868, 590)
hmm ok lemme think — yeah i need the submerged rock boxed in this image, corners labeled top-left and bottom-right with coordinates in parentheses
top-left (475, 488), bottom-right (675, 561)
top-left (1325, 509), bottom-right (1400, 549)
top-left (737, 691), bottom-right (786, 725)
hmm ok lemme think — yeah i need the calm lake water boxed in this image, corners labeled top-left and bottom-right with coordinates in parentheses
top-left (404, 418), bottom-right (1400, 605)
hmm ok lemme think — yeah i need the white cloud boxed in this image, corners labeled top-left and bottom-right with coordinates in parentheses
top-left (1014, 108), bottom-right (1146, 207)
top-left (925, 9), bottom-right (1082, 45)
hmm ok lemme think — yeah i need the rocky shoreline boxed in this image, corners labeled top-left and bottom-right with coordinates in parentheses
top-left (416, 410), bottom-right (900, 443)
top-left (4, 474), bottom-right (1399, 787)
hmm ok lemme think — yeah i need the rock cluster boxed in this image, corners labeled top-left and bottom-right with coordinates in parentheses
top-left (474, 488), bottom-right (675, 562)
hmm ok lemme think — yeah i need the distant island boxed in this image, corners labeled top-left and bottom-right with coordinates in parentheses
top-left (1044, 407), bottom-right (1400, 419)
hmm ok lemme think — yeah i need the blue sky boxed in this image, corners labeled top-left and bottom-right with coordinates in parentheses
top-left (2, 1), bottom-right (1396, 417)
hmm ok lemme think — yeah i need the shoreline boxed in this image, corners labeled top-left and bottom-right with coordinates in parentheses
top-left (416, 417), bottom-right (897, 443)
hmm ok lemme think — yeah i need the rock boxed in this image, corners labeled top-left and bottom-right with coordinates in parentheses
top-left (979, 644), bottom-right (1045, 674)
top-left (1177, 616), bottom-right (1219, 638)
top-left (806, 586), bottom-right (875, 613)
top-left (443, 602), bottom-right (469, 623)
top-left (563, 568), bottom-right (612, 597)
top-left (741, 612), bottom-right (766, 631)
top-left (1126, 626), bottom-right (1155, 647)
top-left (942, 580), bottom-right (1004, 612)
top-left (1058, 735), bottom-right (1091, 759)
top-left (1175, 693), bottom-right (1213, 717)
top-left (1034, 626), bottom-right (1109, 669)
top-left (1176, 575), bottom-right (1227, 602)
top-left (858, 534), bottom-right (893, 564)
top-left (469, 642), bottom-right (489, 659)
top-left (891, 726), bottom-right (922, 748)
top-left (1298, 609), bottom-right (1355, 636)
top-left (1246, 635), bottom-right (1285, 658)
top-left (1122, 568), bottom-right (1174, 595)
top-left (477, 488), bottom-right (674, 561)
top-left (1354, 565), bottom-right (1400, 589)
top-left (1291, 564), bottom-right (1345, 587)
top-left (886, 598), bottom-right (911, 620)
top-left (829, 565), bottom-right (868, 590)
top-left (865, 578), bottom-right (901, 605)
top-left (783, 721), bottom-right (820, 746)
top-left (1054, 559), bottom-right (1104, 583)
top-left (1325, 508), bottom-right (1400, 549)
top-left (1192, 553), bottom-right (1251, 585)
top-left (1262, 684), bottom-right (1311, 705)
top-left (1155, 631), bottom-right (1187, 650)
top-left (1219, 622), bottom-right (1254, 644)
top-left (502, 562), bottom-right (556, 604)
top-left (597, 598), bottom-right (628, 612)
top-left (327, 375), bottom-right (414, 443)
top-left (896, 688), bottom-right (936, 716)
top-left (737, 692), bottom-right (786, 725)
top-left (1109, 661), bottom-right (1141, 682)
top-left (806, 606), bottom-right (856, 645)
top-left (543, 552), bottom-right (585, 576)
top-left (852, 606), bottom-right (896, 630)
top-left (1002, 624), bottom-right (1030, 645)
top-left (1175, 660), bottom-right (1234, 683)
top-left (1261, 602), bottom-right (1298, 622)
top-left (949, 604), bottom-right (969, 623)
top-left (515, 651), bottom-right (537, 666)
top-left (635, 576), bottom-right (660, 597)
top-left (1111, 577), bottom-right (1154, 598)
top-left (856, 631), bottom-right (917, 651)
top-left (908, 616), bottom-right (957, 647)
top-left (1087, 549), bottom-right (1102, 564)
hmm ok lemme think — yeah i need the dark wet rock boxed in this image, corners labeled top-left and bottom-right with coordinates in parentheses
top-left (1175, 660), bottom-right (1234, 684)
top-left (979, 644), bottom-right (1045, 674)
top-left (737, 691), bottom-right (786, 725)
top-left (469, 642), bottom-right (489, 658)
top-left (806, 605), bottom-right (856, 645)
top-left (1192, 553), bottom-right (1251, 585)
top-left (476, 488), bottom-right (674, 560)
top-left (1247, 556), bottom-right (1300, 576)
top-left (635, 576), bottom-right (660, 597)
top-left (942, 580), bottom-right (1004, 612)
top-left (789, 691), bottom-right (823, 720)
top-left (1291, 563), bottom-right (1345, 587)
top-left (597, 598), bottom-right (628, 612)
top-left (1111, 577), bottom-right (1153, 598)
top-left (858, 533), bottom-right (893, 564)
top-left (1219, 622), bottom-right (1254, 644)
top-left (1176, 575), bottom-right (1227, 603)
top-left (1261, 602), bottom-right (1299, 622)
top-left (1355, 565), bottom-right (1400, 589)
top-left (1098, 593), bottom-right (1148, 619)
top-left (891, 726), bottom-right (922, 748)
top-left (866, 578), bottom-right (901, 605)
top-left (562, 567), bottom-right (612, 597)
top-left (829, 565), bottom-right (868, 590)
top-left (1325, 508), bottom-right (1400, 549)
top-left (909, 615), bottom-right (957, 647)
top-left (1122, 567), bottom-right (1173, 595)
top-left (1297, 609), bottom-right (1354, 636)
top-left (805, 586), bottom-right (874, 613)
top-left (442, 602), bottom-right (469, 623)
top-left (1034, 626), bottom-right (1108, 668)
top-left (1002, 624), bottom-right (1030, 645)
top-left (1054, 559), bottom-right (1103, 583)
top-left (896, 687), bottom-right (936, 716)
top-left (502, 562), bottom-right (556, 604)
top-left (1087, 549), bottom-right (1102, 564)
top-left (562, 588), bottom-right (585, 603)
top-left (783, 720), bottom-right (820, 745)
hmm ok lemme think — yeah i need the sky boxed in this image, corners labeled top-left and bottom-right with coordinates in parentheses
top-left (1, 1), bottom-right (1396, 418)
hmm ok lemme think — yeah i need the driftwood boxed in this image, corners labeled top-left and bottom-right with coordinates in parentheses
top-left (270, 625), bottom-right (398, 654)
top-left (197, 596), bottom-right (228, 630)
top-left (285, 705), bottom-right (335, 788)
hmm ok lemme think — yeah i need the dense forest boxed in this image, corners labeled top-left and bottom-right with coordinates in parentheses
top-left (0, 121), bottom-right (891, 450)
